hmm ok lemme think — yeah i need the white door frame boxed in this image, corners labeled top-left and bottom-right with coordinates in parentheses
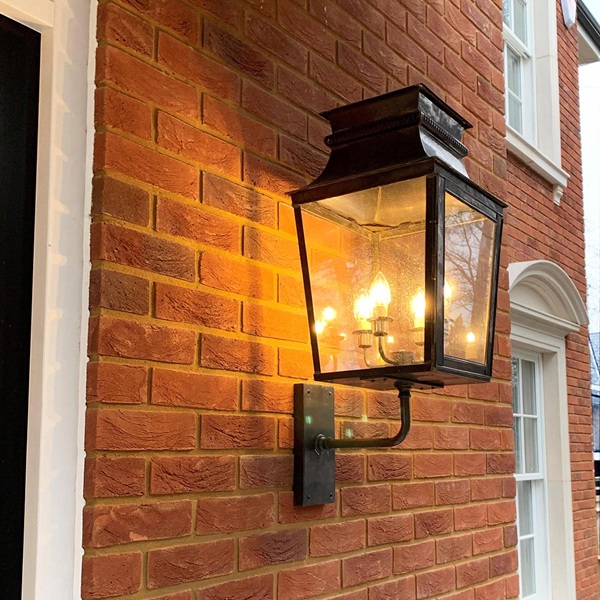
top-left (0, 0), bottom-right (96, 597)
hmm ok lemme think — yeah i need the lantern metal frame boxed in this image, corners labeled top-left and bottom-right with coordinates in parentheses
top-left (289, 84), bottom-right (506, 505)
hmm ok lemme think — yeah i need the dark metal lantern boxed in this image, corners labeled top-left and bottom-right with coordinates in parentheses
top-left (291, 84), bottom-right (506, 392)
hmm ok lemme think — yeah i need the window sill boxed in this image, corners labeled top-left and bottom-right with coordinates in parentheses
top-left (506, 128), bottom-right (569, 204)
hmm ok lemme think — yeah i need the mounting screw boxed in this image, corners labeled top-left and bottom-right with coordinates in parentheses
top-left (329, 493), bottom-right (333, 498)
top-left (307, 495), bottom-right (311, 500)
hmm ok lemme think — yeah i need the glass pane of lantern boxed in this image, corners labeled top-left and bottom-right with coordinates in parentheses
top-left (299, 177), bottom-right (427, 374)
top-left (443, 192), bottom-right (496, 364)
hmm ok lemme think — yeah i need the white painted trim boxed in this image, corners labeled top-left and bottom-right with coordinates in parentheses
top-left (509, 260), bottom-right (583, 600)
top-left (7, 0), bottom-right (95, 597)
top-left (578, 26), bottom-right (600, 65)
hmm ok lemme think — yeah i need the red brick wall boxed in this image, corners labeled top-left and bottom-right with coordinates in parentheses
top-left (82, 0), bottom-right (594, 598)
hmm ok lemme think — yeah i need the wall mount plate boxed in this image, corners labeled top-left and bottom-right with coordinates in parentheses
top-left (293, 383), bottom-right (336, 506)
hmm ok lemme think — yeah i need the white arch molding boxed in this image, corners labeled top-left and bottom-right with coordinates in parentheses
top-left (509, 259), bottom-right (588, 600)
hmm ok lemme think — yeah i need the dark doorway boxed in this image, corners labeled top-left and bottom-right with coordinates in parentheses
top-left (0, 13), bottom-right (40, 596)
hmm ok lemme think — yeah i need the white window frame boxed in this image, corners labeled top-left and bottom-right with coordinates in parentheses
top-left (503, 0), bottom-right (569, 204)
top-left (512, 350), bottom-right (551, 599)
top-left (509, 260), bottom-right (589, 600)
top-left (0, 0), bottom-right (96, 598)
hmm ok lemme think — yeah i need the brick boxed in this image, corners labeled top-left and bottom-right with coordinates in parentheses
top-left (278, 417), bottom-right (293, 449)
top-left (147, 540), bottom-right (234, 588)
top-left (310, 520), bottom-right (365, 557)
top-left (278, 273), bottom-right (306, 308)
top-left (279, 347), bottom-right (313, 379)
top-left (239, 529), bottom-right (307, 570)
top-left (363, 33), bottom-right (407, 83)
top-left (203, 94), bottom-right (276, 157)
top-left (392, 482), bottom-right (435, 510)
top-left (244, 227), bottom-right (300, 271)
top-left (97, 46), bottom-right (198, 119)
top-left (454, 505), bottom-right (487, 531)
top-left (203, 173), bottom-right (276, 227)
top-left (242, 379), bottom-right (294, 413)
top-left (487, 500), bottom-right (517, 525)
top-left (278, 560), bottom-right (340, 600)
top-left (151, 368), bottom-right (238, 410)
top-left (387, 22), bottom-right (427, 72)
top-left (89, 269), bottom-right (149, 315)
top-left (436, 534), bottom-right (472, 564)
top-left (204, 20), bottom-right (274, 88)
top-left (150, 456), bottom-right (236, 494)
top-left (196, 494), bottom-right (274, 534)
top-left (97, 3), bottom-right (153, 57)
top-left (84, 457), bottom-right (146, 499)
top-left (86, 362), bottom-right (147, 404)
top-left (201, 414), bottom-right (276, 449)
top-left (393, 540), bottom-right (435, 575)
top-left (309, 54), bottom-right (362, 103)
top-left (239, 455), bottom-right (293, 489)
top-left (367, 391), bottom-right (401, 419)
top-left (337, 0), bottom-right (385, 36)
top-left (310, 0), bottom-right (361, 47)
top-left (456, 557), bottom-right (489, 588)
top-left (156, 113), bottom-right (240, 178)
top-left (341, 484), bottom-right (391, 516)
top-left (416, 566), bottom-right (455, 599)
top-left (243, 302), bottom-right (308, 343)
top-left (243, 152), bottom-right (307, 198)
top-left (156, 283), bottom-right (238, 333)
top-left (156, 196), bottom-right (240, 253)
top-left (201, 334), bottom-right (275, 375)
top-left (196, 574), bottom-right (273, 600)
top-left (278, 0), bottom-right (336, 59)
top-left (452, 401), bottom-right (484, 425)
top-left (368, 453), bottom-right (412, 481)
top-left (188, 0), bottom-right (242, 27)
top-left (368, 514), bottom-right (414, 546)
top-left (157, 32), bottom-right (239, 102)
top-left (338, 43), bottom-right (386, 93)
top-left (335, 387), bottom-right (365, 417)
top-left (89, 315), bottom-right (196, 364)
top-left (81, 552), bottom-right (142, 599)
top-left (92, 175), bottom-right (150, 226)
top-left (470, 478), bottom-right (503, 501)
top-left (91, 222), bottom-right (196, 281)
top-left (245, 11), bottom-right (308, 73)
top-left (83, 501), bottom-right (192, 548)
top-left (277, 67), bottom-right (336, 114)
top-left (340, 420), bottom-right (388, 440)
top-left (342, 548), bottom-right (392, 587)
top-left (120, 0), bottom-right (198, 42)
top-left (278, 491), bottom-right (337, 523)
top-left (434, 426), bottom-right (469, 450)
top-left (454, 453), bottom-right (487, 476)
top-left (336, 453), bottom-right (366, 483)
top-left (95, 86), bottom-right (152, 140)
top-left (412, 397), bottom-right (451, 422)
top-left (414, 454), bottom-right (453, 478)
top-left (369, 576), bottom-right (416, 600)
top-left (436, 480), bottom-right (471, 505)
top-left (487, 453), bottom-right (516, 474)
top-left (86, 408), bottom-right (195, 451)
top-left (280, 135), bottom-right (327, 178)
top-left (398, 424), bottom-right (434, 450)
top-left (472, 528), bottom-right (503, 555)
top-left (415, 509), bottom-right (453, 538)
top-left (474, 580), bottom-right (504, 600)
top-left (200, 252), bottom-right (275, 301)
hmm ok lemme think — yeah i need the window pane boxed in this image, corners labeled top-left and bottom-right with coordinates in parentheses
top-left (503, 0), bottom-right (511, 26)
top-left (512, 357), bottom-right (520, 413)
top-left (507, 47), bottom-right (521, 96)
top-left (513, 0), bottom-right (527, 44)
top-left (508, 96), bottom-right (522, 133)
top-left (524, 417), bottom-right (539, 473)
top-left (521, 537), bottom-right (537, 597)
top-left (521, 359), bottom-right (536, 415)
top-left (514, 417), bottom-right (523, 473)
top-left (517, 480), bottom-right (533, 535)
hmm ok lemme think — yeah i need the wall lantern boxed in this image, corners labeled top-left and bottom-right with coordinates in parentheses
top-left (290, 85), bottom-right (506, 505)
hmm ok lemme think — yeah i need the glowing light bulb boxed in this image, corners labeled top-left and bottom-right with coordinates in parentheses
top-left (315, 320), bottom-right (325, 334)
top-left (354, 292), bottom-right (374, 330)
top-left (443, 282), bottom-right (453, 308)
top-left (412, 291), bottom-right (425, 329)
top-left (322, 306), bottom-right (337, 322)
top-left (465, 331), bottom-right (477, 360)
top-left (369, 271), bottom-right (391, 318)
top-left (387, 335), bottom-right (395, 344)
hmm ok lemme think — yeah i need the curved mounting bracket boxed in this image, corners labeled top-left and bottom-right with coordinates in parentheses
top-left (293, 381), bottom-right (412, 506)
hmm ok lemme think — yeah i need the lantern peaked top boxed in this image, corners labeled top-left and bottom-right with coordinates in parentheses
top-left (292, 84), bottom-right (475, 205)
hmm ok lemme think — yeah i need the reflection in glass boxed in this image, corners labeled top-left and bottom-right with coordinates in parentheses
top-left (514, 417), bottom-right (523, 473)
top-left (521, 537), bottom-right (537, 597)
top-left (513, 0), bottom-right (528, 44)
top-left (443, 193), bottom-right (495, 364)
top-left (521, 359), bottom-right (536, 415)
top-left (524, 417), bottom-right (539, 473)
top-left (517, 481), bottom-right (533, 535)
top-left (512, 357), bottom-right (520, 413)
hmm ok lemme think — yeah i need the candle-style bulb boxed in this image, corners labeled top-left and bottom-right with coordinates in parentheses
top-left (322, 306), bottom-right (336, 322)
top-left (443, 282), bottom-right (453, 307)
top-left (370, 271), bottom-right (391, 318)
top-left (412, 291), bottom-right (425, 329)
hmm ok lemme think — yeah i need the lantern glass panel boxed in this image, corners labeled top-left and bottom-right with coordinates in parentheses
top-left (300, 177), bottom-right (428, 374)
top-left (443, 192), bottom-right (496, 364)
